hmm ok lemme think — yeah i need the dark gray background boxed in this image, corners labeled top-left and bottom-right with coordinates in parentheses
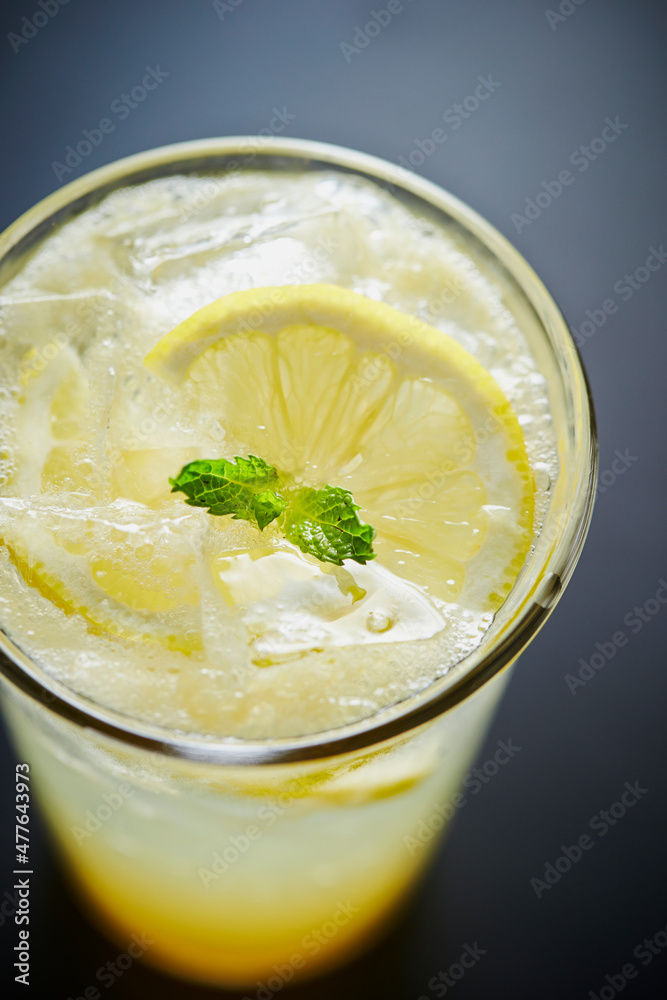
top-left (1, 0), bottom-right (666, 997)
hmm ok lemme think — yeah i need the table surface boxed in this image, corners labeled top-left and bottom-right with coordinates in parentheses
top-left (1, 1), bottom-right (666, 997)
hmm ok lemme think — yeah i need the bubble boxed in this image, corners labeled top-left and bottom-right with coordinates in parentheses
top-left (149, 557), bottom-right (170, 577)
top-left (367, 610), bottom-right (392, 633)
top-left (533, 463), bottom-right (551, 492)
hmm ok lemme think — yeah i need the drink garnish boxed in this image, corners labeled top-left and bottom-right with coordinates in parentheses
top-left (169, 457), bottom-right (377, 566)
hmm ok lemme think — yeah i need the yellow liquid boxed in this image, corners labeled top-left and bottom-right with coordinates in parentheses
top-left (4, 665), bottom-right (508, 988)
top-left (68, 839), bottom-right (421, 985)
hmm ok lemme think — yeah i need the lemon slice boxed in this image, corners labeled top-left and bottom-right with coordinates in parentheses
top-left (10, 345), bottom-right (94, 496)
top-left (2, 346), bottom-right (202, 652)
top-left (145, 284), bottom-right (534, 609)
top-left (1, 504), bottom-right (201, 653)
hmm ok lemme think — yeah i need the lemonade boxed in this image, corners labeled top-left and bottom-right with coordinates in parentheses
top-left (0, 139), bottom-right (594, 987)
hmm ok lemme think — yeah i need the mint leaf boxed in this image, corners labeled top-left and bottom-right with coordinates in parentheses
top-left (170, 457), bottom-right (376, 566)
top-left (283, 486), bottom-right (376, 566)
top-left (169, 456), bottom-right (287, 529)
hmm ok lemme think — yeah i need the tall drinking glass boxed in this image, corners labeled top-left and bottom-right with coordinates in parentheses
top-left (0, 138), bottom-right (596, 988)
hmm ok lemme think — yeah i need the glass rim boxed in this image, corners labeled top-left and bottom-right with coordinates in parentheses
top-left (0, 136), bottom-right (597, 765)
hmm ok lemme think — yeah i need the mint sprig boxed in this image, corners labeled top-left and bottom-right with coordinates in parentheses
top-left (169, 456), bottom-right (376, 566)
